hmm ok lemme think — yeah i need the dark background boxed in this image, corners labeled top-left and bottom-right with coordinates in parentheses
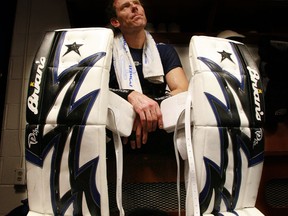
top-left (66, 0), bottom-right (288, 34)
top-left (0, 0), bottom-right (17, 141)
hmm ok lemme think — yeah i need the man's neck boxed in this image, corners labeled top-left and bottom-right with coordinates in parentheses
top-left (123, 30), bottom-right (146, 49)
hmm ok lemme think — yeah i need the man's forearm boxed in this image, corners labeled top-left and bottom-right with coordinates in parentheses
top-left (110, 88), bottom-right (172, 105)
top-left (109, 88), bottom-right (134, 100)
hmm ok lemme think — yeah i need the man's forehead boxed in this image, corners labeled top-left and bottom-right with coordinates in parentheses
top-left (114, 0), bottom-right (125, 5)
top-left (114, 0), bottom-right (141, 7)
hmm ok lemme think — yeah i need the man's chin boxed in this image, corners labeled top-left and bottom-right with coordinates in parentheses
top-left (132, 22), bottom-right (146, 29)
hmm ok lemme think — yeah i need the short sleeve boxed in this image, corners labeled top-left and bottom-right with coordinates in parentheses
top-left (157, 43), bottom-right (183, 74)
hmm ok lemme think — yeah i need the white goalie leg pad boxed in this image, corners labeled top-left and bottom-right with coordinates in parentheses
top-left (26, 27), bottom-right (113, 125)
top-left (26, 125), bottom-right (109, 216)
top-left (185, 36), bottom-right (265, 215)
top-left (26, 28), bottom-right (114, 216)
top-left (107, 91), bottom-right (135, 137)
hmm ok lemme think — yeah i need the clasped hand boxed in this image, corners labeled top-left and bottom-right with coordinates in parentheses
top-left (124, 91), bottom-right (163, 149)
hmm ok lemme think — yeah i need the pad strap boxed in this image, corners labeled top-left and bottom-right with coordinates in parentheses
top-left (108, 108), bottom-right (125, 216)
top-left (185, 80), bottom-right (200, 216)
top-left (173, 110), bottom-right (185, 216)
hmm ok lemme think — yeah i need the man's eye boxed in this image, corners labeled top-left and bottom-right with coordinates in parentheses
top-left (120, 4), bottom-right (129, 10)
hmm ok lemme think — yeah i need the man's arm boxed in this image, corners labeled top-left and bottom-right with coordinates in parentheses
top-left (127, 90), bottom-right (162, 133)
top-left (165, 66), bottom-right (189, 96)
top-left (112, 65), bottom-right (189, 136)
top-left (126, 66), bottom-right (188, 148)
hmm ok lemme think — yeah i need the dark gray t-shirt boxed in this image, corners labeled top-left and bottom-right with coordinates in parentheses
top-left (109, 43), bottom-right (182, 102)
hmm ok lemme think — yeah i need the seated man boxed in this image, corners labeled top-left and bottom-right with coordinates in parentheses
top-left (106, 0), bottom-right (188, 150)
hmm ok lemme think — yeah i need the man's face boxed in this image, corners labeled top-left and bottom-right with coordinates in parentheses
top-left (112, 0), bottom-right (147, 33)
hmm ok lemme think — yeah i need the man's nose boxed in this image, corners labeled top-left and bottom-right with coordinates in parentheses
top-left (131, 2), bottom-right (138, 9)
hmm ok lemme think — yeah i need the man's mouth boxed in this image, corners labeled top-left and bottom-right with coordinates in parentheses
top-left (132, 14), bottom-right (142, 19)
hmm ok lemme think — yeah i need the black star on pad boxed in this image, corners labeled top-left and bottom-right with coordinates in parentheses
top-left (218, 50), bottom-right (234, 63)
top-left (63, 42), bottom-right (83, 56)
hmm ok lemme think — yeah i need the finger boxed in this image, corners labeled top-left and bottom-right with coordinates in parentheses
top-left (150, 109), bottom-right (158, 131)
top-left (142, 129), bottom-right (148, 144)
top-left (156, 107), bottom-right (163, 129)
top-left (130, 140), bottom-right (136, 149)
top-left (145, 110), bottom-right (153, 132)
top-left (135, 124), bottom-right (142, 149)
top-left (133, 116), bottom-right (139, 130)
top-left (158, 117), bottom-right (163, 129)
top-left (129, 130), bottom-right (136, 149)
top-left (139, 112), bottom-right (147, 131)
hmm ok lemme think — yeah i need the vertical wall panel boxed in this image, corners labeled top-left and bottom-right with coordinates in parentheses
top-left (0, 0), bottom-right (71, 215)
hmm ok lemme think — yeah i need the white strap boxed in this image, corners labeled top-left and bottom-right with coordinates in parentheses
top-left (173, 109), bottom-right (185, 216)
top-left (108, 108), bottom-right (125, 216)
top-left (185, 81), bottom-right (200, 216)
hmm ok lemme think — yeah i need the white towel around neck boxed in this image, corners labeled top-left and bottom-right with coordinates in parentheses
top-left (112, 31), bottom-right (164, 93)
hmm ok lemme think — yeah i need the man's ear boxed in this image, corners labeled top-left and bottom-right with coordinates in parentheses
top-left (110, 18), bottom-right (120, 28)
